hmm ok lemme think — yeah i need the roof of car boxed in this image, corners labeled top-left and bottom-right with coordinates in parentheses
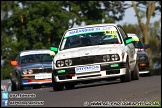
top-left (19, 49), bottom-right (51, 56)
top-left (20, 49), bottom-right (50, 53)
top-left (68, 23), bottom-right (118, 30)
top-left (127, 33), bottom-right (140, 42)
top-left (127, 33), bottom-right (138, 36)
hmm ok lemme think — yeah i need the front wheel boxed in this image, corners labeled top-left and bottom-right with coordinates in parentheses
top-left (146, 67), bottom-right (152, 76)
top-left (52, 73), bottom-right (64, 91)
top-left (140, 67), bottom-right (152, 77)
top-left (15, 78), bottom-right (23, 90)
top-left (147, 71), bottom-right (152, 76)
top-left (11, 77), bottom-right (23, 91)
top-left (11, 79), bottom-right (17, 91)
top-left (120, 61), bottom-right (131, 82)
top-left (132, 61), bottom-right (139, 80)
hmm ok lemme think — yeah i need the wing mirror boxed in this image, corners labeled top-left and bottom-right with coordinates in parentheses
top-left (50, 45), bottom-right (58, 54)
top-left (10, 61), bottom-right (18, 66)
top-left (125, 37), bottom-right (133, 45)
top-left (144, 44), bottom-right (150, 49)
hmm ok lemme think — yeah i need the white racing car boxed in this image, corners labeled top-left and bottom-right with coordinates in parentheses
top-left (51, 24), bottom-right (139, 91)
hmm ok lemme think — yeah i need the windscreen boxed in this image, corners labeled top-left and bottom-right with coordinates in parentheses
top-left (60, 26), bottom-right (121, 50)
top-left (19, 54), bottom-right (53, 65)
top-left (133, 40), bottom-right (145, 48)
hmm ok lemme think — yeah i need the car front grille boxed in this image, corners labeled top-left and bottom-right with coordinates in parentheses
top-left (32, 68), bottom-right (52, 74)
top-left (56, 54), bottom-right (120, 67)
top-left (73, 55), bottom-right (102, 65)
top-left (138, 55), bottom-right (149, 61)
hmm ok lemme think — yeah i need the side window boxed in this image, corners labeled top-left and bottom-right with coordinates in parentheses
top-left (15, 53), bottom-right (19, 61)
top-left (69, 36), bottom-right (81, 48)
top-left (15, 54), bottom-right (20, 65)
top-left (118, 26), bottom-right (128, 39)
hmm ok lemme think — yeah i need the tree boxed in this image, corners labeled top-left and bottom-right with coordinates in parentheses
top-left (1, 1), bottom-right (19, 79)
top-left (131, 1), bottom-right (160, 70)
top-left (1, 1), bottom-right (128, 79)
top-left (122, 23), bottom-right (141, 37)
top-left (149, 19), bottom-right (161, 71)
top-left (62, 1), bottom-right (126, 26)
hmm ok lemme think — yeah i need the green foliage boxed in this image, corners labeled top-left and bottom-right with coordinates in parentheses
top-left (1, 60), bottom-right (12, 80)
top-left (134, 1), bottom-right (161, 17)
top-left (122, 23), bottom-right (141, 38)
top-left (0, 1), bottom-right (140, 79)
top-left (149, 20), bottom-right (161, 69)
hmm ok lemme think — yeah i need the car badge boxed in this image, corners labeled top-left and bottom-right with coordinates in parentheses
top-left (85, 53), bottom-right (89, 55)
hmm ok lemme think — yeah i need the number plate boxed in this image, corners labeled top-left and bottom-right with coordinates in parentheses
top-left (75, 65), bottom-right (100, 73)
top-left (35, 73), bottom-right (52, 79)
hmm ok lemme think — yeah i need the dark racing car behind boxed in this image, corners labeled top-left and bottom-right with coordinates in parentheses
top-left (10, 49), bottom-right (55, 91)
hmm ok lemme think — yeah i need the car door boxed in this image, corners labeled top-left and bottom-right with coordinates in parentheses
top-left (117, 25), bottom-right (135, 69)
top-left (127, 43), bottom-right (135, 59)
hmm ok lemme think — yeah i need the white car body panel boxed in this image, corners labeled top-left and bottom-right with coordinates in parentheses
top-left (52, 24), bottom-right (137, 83)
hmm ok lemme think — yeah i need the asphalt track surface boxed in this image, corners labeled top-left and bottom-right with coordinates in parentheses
top-left (3, 75), bottom-right (161, 107)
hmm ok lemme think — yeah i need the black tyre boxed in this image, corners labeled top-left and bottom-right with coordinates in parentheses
top-left (147, 71), bottom-right (152, 76)
top-left (132, 61), bottom-right (139, 80)
top-left (146, 67), bottom-right (152, 76)
top-left (15, 78), bottom-right (23, 90)
top-left (142, 72), bottom-right (152, 77)
top-left (52, 73), bottom-right (64, 91)
top-left (11, 79), bottom-right (17, 91)
top-left (140, 67), bottom-right (152, 77)
top-left (120, 60), bottom-right (131, 82)
top-left (65, 82), bottom-right (75, 90)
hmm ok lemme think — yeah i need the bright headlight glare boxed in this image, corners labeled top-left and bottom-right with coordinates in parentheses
top-left (28, 69), bottom-right (33, 74)
top-left (103, 55), bottom-right (110, 62)
top-left (111, 54), bottom-right (119, 61)
top-left (57, 60), bottom-right (64, 67)
top-left (65, 59), bottom-right (72, 66)
top-left (23, 69), bottom-right (28, 74)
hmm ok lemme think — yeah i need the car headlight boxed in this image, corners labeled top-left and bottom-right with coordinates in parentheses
top-left (23, 69), bottom-right (28, 75)
top-left (65, 59), bottom-right (72, 66)
top-left (111, 54), bottom-right (119, 61)
top-left (28, 69), bottom-right (33, 74)
top-left (103, 55), bottom-right (110, 62)
top-left (56, 60), bottom-right (64, 67)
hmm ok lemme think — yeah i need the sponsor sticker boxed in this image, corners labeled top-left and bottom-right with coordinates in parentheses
top-left (35, 73), bottom-right (52, 79)
top-left (75, 65), bottom-right (100, 73)
top-left (64, 26), bottom-right (116, 37)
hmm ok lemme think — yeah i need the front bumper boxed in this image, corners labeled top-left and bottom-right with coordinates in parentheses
top-left (20, 73), bottom-right (52, 86)
top-left (53, 62), bottom-right (127, 83)
top-left (138, 61), bottom-right (150, 74)
top-left (22, 79), bottom-right (52, 86)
